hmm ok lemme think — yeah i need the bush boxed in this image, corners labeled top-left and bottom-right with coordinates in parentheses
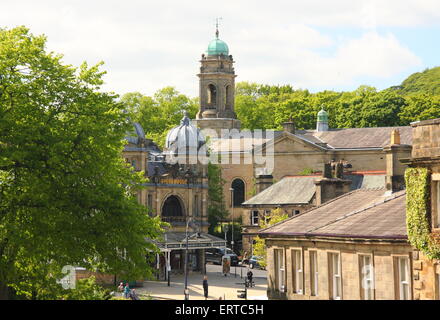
top-left (62, 277), bottom-right (112, 300)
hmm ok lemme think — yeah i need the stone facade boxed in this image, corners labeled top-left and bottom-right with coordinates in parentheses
top-left (219, 131), bottom-right (411, 223)
top-left (265, 239), bottom-right (413, 300)
top-left (411, 118), bottom-right (440, 159)
top-left (405, 118), bottom-right (440, 300)
top-left (411, 250), bottom-right (440, 300)
top-left (191, 36), bottom-right (413, 258)
top-left (241, 203), bottom-right (315, 253)
top-left (123, 120), bottom-right (210, 234)
top-left (195, 41), bottom-right (241, 134)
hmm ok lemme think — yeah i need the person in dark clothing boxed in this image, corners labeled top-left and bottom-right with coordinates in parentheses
top-left (129, 289), bottom-right (140, 300)
top-left (202, 275), bottom-right (208, 300)
top-left (247, 270), bottom-right (253, 288)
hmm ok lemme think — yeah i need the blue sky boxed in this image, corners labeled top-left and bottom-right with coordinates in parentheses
top-left (1, 0), bottom-right (439, 97)
top-left (309, 25), bottom-right (440, 92)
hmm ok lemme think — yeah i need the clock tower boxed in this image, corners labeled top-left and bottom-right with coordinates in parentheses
top-left (195, 25), bottom-right (241, 135)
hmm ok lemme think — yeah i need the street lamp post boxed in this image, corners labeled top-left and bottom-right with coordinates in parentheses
top-left (184, 217), bottom-right (191, 300)
top-left (229, 188), bottom-right (234, 251)
top-left (167, 251), bottom-right (171, 287)
top-left (184, 216), bottom-right (196, 300)
top-left (229, 187), bottom-right (237, 278)
top-left (184, 168), bottom-right (193, 300)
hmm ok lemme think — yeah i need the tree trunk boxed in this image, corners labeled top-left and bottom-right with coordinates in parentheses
top-left (0, 281), bottom-right (10, 300)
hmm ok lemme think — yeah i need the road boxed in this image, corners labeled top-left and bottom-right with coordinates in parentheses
top-left (138, 263), bottom-right (268, 300)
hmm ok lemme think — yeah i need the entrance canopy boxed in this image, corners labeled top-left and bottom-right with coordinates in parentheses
top-left (152, 232), bottom-right (226, 251)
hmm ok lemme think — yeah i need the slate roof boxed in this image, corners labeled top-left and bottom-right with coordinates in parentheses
top-left (242, 173), bottom-right (386, 206)
top-left (149, 232), bottom-right (226, 250)
top-left (347, 173), bottom-right (386, 190)
top-left (158, 232), bottom-right (226, 244)
top-left (306, 126), bottom-right (412, 149)
top-left (259, 189), bottom-right (407, 240)
top-left (208, 126), bottom-right (412, 153)
top-left (124, 122), bottom-right (162, 154)
top-left (242, 176), bottom-right (317, 206)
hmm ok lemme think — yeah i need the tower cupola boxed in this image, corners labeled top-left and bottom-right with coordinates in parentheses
top-left (194, 22), bottom-right (241, 135)
top-left (206, 38), bottom-right (229, 56)
top-left (316, 108), bottom-right (329, 132)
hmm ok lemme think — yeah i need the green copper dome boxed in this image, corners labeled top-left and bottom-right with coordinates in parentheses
top-left (317, 109), bottom-right (328, 122)
top-left (206, 38), bottom-right (229, 56)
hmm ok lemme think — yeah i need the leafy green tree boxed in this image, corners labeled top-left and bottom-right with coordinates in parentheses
top-left (235, 95), bottom-right (269, 130)
top-left (274, 93), bottom-right (312, 129)
top-left (62, 277), bottom-right (111, 300)
top-left (399, 93), bottom-right (440, 124)
top-left (334, 87), bottom-right (404, 128)
top-left (390, 66), bottom-right (440, 96)
top-left (207, 162), bottom-right (229, 234)
top-left (0, 27), bottom-right (164, 299)
top-left (121, 88), bottom-right (198, 147)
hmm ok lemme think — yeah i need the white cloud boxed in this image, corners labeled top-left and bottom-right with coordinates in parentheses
top-left (277, 32), bottom-right (423, 89)
top-left (0, 0), bottom-right (435, 96)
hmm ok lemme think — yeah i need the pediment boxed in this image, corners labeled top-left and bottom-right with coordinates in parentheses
top-left (256, 132), bottom-right (325, 154)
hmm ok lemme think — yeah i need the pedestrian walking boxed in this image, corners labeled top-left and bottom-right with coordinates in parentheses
top-left (247, 270), bottom-right (253, 288)
top-left (129, 288), bottom-right (140, 300)
top-left (202, 275), bottom-right (208, 300)
top-left (222, 257), bottom-right (230, 276)
top-left (124, 283), bottom-right (130, 299)
top-left (117, 282), bottom-right (124, 296)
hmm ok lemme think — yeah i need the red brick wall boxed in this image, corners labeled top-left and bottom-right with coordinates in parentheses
top-left (75, 270), bottom-right (115, 285)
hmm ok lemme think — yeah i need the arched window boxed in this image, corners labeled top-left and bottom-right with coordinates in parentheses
top-left (224, 85), bottom-right (230, 109)
top-left (207, 84), bottom-right (217, 106)
top-left (162, 195), bottom-right (184, 217)
top-left (231, 179), bottom-right (245, 207)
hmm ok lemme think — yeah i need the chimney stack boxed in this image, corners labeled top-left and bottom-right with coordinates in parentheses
top-left (256, 173), bottom-right (273, 194)
top-left (282, 121), bottom-right (295, 134)
top-left (315, 162), bottom-right (352, 206)
top-left (384, 129), bottom-right (412, 192)
top-left (323, 163), bottom-right (332, 178)
top-left (391, 129), bottom-right (401, 145)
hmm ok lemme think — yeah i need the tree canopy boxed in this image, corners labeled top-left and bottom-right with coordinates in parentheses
top-left (390, 66), bottom-right (440, 96)
top-left (234, 81), bottom-right (440, 131)
top-left (0, 26), bottom-right (164, 299)
top-left (121, 88), bottom-right (198, 148)
top-left (207, 162), bottom-right (229, 235)
top-left (121, 67), bottom-right (440, 142)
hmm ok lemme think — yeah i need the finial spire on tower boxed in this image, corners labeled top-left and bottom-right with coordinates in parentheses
top-left (215, 17), bottom-right (222, 38)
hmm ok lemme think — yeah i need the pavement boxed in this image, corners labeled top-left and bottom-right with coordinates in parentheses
top-left (138, 264), bottom-right (268, 300)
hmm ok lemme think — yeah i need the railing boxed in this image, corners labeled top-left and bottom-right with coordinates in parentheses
top-left (161, 216), bottom-right (206, 224)
top-left (161, 216), bottom-right (187, 223)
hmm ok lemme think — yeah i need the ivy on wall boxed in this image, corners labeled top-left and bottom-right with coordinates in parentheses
top-left (405, 167), bottom-right (440, 259)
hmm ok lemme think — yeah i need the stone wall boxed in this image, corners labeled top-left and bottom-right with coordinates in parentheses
top-left (407, 118), bottom-right (440, 300)
top-left (241, 204), bottom-right (314, 253)
top-left (411, 250), bottom-right (440, 300)
top-left (265, 239), bottom-right (413, 300)
top-left (411, 118), bottom-right (440, 159)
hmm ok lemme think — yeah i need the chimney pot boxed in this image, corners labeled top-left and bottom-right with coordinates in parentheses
top-left (391, 129), bottom-right (401, 145)
top-left (323, 163), bottom-right (332, 178)
top-left (256, 174), bottom-right (273, 194)
top-left (282, 121), bottom-right (295, 134)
